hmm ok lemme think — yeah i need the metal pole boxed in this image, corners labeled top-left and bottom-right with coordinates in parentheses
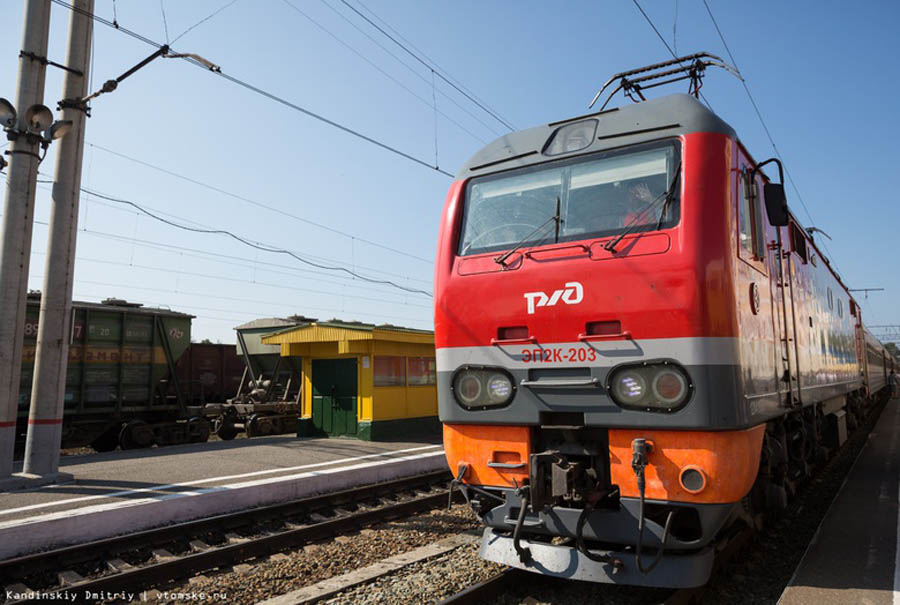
top-left (0, 0), bottom-right (52, 482)
top-left (23, 0), bottom-right (93, 476)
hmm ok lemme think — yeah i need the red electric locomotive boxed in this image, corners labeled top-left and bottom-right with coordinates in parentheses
top-left (434, 56), bottom-right (892, 587)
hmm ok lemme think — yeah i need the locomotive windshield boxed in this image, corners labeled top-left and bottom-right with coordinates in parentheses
top-left (458, 140), bottom-right (681, 256)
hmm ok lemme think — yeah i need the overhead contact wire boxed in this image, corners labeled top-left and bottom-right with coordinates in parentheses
top-left (630, 0), bottom-right (715, 111)
top-left (88, 143), bottom-right (433, 264)
top-left (80, 187), bottom-right (433, 297)
top-left (49, 0), bottom-right (454, 179)
top-left (700, 0), bottom-right (840, 275)
top-left (338, 0), bottom-right (516, 132)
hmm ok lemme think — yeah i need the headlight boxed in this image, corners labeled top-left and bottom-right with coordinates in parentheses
top-left (606, 361), bottom-right (692, 413)
top-left (452, 366), bottom-right (516, 410)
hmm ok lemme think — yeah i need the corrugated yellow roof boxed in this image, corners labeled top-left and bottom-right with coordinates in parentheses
top-left (262, 322), bottom-right (433, 346)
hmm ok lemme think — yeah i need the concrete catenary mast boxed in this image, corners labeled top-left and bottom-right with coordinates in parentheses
top-left (23, 0), bottom-right (94, 478)
top-left (0, 0), bottom-right (52, 489)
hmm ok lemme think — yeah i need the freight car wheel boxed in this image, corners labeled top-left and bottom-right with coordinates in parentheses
top-left (214, 416), bottom-right (238, 440)
top-left (119, 421), bottom-right (155, 449)
top-left (90, 424), bottom-right (122, 452)
top-left (188, 417), bottom-right (211, 443)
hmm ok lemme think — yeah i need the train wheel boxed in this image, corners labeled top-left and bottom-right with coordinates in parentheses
top-left (91, 424), bottom-right (122, 452)
top-left (188, 417), bottom-right (211, 443)
top-left (119, 421), bottom-right (155, 450)
top-left (214, 416), bottom-right (238, 440)
top-left (271, 416), bottom-right (285, 434)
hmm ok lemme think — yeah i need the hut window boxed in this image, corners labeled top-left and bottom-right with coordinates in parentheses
top-left (374, 356), bottom-right (406, 386)
top-left (408, 357), bottom-right (437, 386)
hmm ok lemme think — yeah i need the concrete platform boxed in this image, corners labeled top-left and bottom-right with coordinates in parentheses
top-left (0, 436), bottom-right (446, 560)
top-left (779, 399), bottom-right (900, 605)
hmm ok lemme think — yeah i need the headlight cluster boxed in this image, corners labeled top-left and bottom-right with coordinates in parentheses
top-left (451, 366), bottom-right (516, 410)
top-left (606, 361), bottom-right (692, 413)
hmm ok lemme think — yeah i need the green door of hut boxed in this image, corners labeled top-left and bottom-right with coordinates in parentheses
top-left (311, 359), bottom-right (358, 436)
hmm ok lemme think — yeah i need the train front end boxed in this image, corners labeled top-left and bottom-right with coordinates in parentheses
top-left (434, 95), bottom-right (762, 588)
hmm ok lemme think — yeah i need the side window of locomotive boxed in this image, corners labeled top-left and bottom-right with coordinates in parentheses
top-left (738, 168), bottom-right (766, 263)
top-left (791, 223), bottom-right (808, 263)
top-left (738, 171), bottom-right (754, 257)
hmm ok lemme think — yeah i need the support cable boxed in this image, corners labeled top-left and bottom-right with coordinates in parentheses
top-left (317, 0), bottom-right (505, 138)
top-left (630, 0), bottom-right (714, 111)
top-left (279, 0), bottom-right (487, 145)
top-left (87, 142), bottom-right (433, 263)
top-left (171, 0), bottom-right (241, 44)
top-left (338, 0), bottom-right (516, 132)
top-left (79, 187), bottom-right (434, 297)
top-left (49, 0), bottom-right (454, 178)
top-left (700, 0), bottom-right (840, 274)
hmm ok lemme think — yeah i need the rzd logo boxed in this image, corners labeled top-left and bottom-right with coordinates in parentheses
top-left (523, 281), bottom-right (583, 315)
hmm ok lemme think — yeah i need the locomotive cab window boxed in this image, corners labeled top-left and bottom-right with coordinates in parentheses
top-left (458, 140), bottom-right (681, 256)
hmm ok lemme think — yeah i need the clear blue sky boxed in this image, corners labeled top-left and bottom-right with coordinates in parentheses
top-left (1, 0), bottom-right (898, 343)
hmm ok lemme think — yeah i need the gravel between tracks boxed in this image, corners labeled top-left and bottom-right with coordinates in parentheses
top-left (323, 541), bottom-right (502, 604)
top-left (152, 503), bottom-right (479, 604)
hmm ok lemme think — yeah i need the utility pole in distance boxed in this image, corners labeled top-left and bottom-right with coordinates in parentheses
top-left (0, 0), bottom-right (52, 489)
top-left (23, 0), bottom-right (94, 478)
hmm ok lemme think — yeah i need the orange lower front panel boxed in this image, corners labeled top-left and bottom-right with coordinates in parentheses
top-left (443, 424), bottom-right (530, 488)
top-left (609, 425), bottom-right (766, 504)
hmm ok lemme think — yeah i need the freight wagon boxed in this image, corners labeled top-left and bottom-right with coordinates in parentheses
top-left (175, 341), bottom-right (244, 406)
top-left (17, 295), bottom-right (208, 451)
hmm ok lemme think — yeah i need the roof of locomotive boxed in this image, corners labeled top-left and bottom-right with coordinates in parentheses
top-left (457, 93), bottom-right (736, 178)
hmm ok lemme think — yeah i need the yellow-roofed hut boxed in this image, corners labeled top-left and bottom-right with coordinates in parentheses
top-left (261, 321), bottom-right (438, 440)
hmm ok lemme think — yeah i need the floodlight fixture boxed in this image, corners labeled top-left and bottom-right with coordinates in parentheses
top-left (0, 98), bottom-right (15, 129)
top-left (46, 120), bottom-right (72, 141)
top-left (23, 104), bottom-right (52, 133)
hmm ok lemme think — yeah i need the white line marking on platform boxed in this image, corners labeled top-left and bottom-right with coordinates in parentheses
top-left (0, 444), bottom-right (442, 517)
top-left (0, 450), bottom-right (447, 529)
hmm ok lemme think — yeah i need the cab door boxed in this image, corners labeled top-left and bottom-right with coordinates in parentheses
top-left (735, 159), bottom-right (780, 415)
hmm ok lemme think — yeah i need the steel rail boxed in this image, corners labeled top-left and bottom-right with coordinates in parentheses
top-left (2, 470), bottom-right (452, 603)
top-left (437, 568), bottom-right (526, 604)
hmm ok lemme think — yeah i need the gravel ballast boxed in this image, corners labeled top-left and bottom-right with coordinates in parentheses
top-left (154, 504), bottom-right (480, 604)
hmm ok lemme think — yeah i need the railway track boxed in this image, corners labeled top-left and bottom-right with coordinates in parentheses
top-left (0, 470), bottom-right (454, 604)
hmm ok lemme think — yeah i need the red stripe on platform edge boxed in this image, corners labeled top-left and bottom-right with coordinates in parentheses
top-left (0, 421), bottom-right (15, 428)
top-left (27, 418), bottom-right (63, 425)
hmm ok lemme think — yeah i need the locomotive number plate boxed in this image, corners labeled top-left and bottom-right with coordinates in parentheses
top-left (521, 346), bottom-right (598, 363)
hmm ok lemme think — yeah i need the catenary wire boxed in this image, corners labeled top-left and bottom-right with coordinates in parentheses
top-left (159, 0), bottom-right (170, 43)
top-left (630, 0), bottom-right (715, 111)
top-left (79, 187), bottom-right (434, 297)
top-left (9, 209), bottom-right (430, 316)
top-left (279, 0), bottom-right (488, 145)
top-left (353, 0), bottom-right (508, 128)
top-left (80, 226), bottom-right (434, 292)
top-left (49, 0), bottom-right (455, 179)
top-left (171, 0), bottom-right (242, 44)
top-left (87, 142), bottom-right (433, 264)
top-left (79, 191), bottom-right (432, 285)
top-left (337, 0), bottom-right (516, 132)
top-left (21, 232), bottom-right (432, 326)
top-left (700, 0), bottom-right (841, 274)
top-left (316, 0), bottom-right (505, 138)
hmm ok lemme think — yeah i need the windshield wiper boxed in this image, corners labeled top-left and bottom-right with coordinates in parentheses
top-left (604, 162), bottom-right (682, 253)
top-left (495, 196), bottom-right (561, 266)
